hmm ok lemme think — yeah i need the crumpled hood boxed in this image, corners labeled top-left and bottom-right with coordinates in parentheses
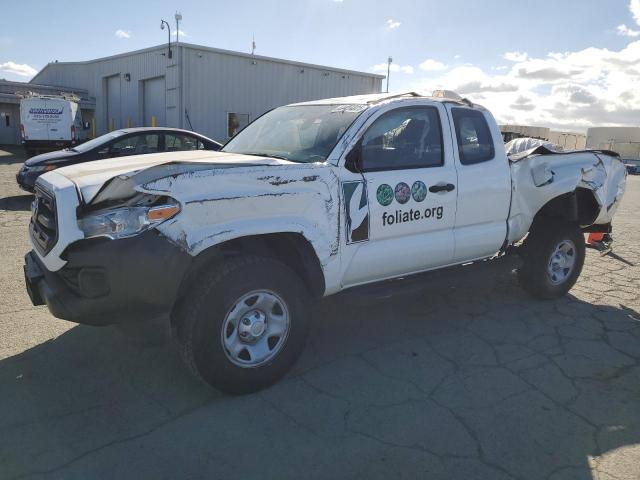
top-left (51, 150), bottom-right (293, 202)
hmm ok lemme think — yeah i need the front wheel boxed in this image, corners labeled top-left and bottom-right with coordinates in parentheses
top-left (517, 219), bottom-right (585, 299)
top-left (175, 255), bottom-right (309, 394)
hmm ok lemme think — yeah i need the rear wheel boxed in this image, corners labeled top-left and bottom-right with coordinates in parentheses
top-left (517, 218), bottom-right (585, 299)
top-left (175, 255), bottom-right (309, 394)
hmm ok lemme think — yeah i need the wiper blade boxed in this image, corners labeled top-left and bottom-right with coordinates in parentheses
top-left (242, 152), bottom-right (291, 161)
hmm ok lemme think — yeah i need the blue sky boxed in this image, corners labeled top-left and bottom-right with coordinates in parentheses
top-left (1, 0), bottom-right (639, 131)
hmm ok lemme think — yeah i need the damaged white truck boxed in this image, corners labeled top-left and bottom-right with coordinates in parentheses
top-left (24, 92), bottom-right (627, 393)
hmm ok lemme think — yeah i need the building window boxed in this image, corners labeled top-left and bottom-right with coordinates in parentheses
top-left (2, 113), bottom-right (9, 127)
top-left (228, 113), bottom-right (250, 138)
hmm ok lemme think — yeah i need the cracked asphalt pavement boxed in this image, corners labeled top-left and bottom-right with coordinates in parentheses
top-left (1, 146), bottom-right (639, 479)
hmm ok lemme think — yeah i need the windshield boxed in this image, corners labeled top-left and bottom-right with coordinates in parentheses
top-left (222, 105), bottom-right (367, 163)
top-left (72, 131), bottom-right (125, 153)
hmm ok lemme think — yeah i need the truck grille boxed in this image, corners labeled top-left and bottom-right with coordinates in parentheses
top-left (29, 185), bottom-right (58, 255)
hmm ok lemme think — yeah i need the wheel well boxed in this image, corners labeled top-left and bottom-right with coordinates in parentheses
top-left (175, 233), bottom-right (326, 305)
top-left (532, 188), bottom-right (600, 229)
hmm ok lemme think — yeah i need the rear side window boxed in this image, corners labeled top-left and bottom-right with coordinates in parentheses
top-left (451, 108), bottom-right (495, 165)
top-left (165, 133), bottom-right (200, 151)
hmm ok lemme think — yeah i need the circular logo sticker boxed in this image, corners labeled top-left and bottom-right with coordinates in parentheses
top-left (411, 181), bottom-right (427, 202)
top-left (376, 184), bottom-right (394, 206)
top-left (394, 182), bottom-right (411, 204)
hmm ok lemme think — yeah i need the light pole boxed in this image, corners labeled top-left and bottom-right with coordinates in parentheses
top-left (386, 56), bottom-right (392, 93)
top-left (160, 19), bottom-right (172, 58)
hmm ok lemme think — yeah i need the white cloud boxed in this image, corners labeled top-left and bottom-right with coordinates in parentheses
top-left (115, 29), bottom-right (131, 39)
top-left (419, 59), bottom-right (448, 71)
top-left (410, 40), bottom-right (640, 130)
top-left (631, 0), bottom-right (640, 25)
top-left (454, 54), bottom-right (461, 59)
top-left (386, 19), bottom-right (401, 30)
top-left (503, 51), bottom-right (528, 62)
top-left (617, 24), bottom-right (640, 37)
top-left (0, 61), bottom-right (37, 77)
top-left (174, 29), bottom-right (187, 39)
top-left (371, 63), bottom-right (413, 74)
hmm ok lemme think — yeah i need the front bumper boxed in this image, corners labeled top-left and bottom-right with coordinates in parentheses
top-left (24, 231), bottom-right (192, 326)
top-left (16, 169), bottom-right (38, 193)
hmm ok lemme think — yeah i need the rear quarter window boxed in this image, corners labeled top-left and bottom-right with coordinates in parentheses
top-left (451, 108), bottom-right (495, 165)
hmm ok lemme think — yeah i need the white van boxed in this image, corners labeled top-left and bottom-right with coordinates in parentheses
top-left (20, 94), bottom-right (88, 155)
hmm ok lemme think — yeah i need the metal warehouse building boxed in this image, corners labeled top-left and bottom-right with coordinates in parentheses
top-left (22, 42), bottom-right (383, 143)
top-left (586, 127), bottom-right (640, 160)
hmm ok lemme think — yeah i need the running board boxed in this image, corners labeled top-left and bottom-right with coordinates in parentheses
top-left (338, 254), bottom-right (522, 303)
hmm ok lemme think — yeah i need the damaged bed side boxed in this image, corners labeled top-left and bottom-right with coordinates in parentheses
top-left (506, 146), bottom-right (627, 244)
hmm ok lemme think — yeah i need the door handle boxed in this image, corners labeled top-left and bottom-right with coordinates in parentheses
top-left (429, 183), bottom-right (455, 193)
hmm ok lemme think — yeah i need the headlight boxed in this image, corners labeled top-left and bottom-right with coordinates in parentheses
top-left (28, 165), bottom-right (57, 173)
top-left (78, 199), bottom-right (180, 240)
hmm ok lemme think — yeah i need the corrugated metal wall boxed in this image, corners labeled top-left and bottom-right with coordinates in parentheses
top-left (31, 45), bottom-right (383, 141)
top-left (183, 47), bottom-right (381, 141)
top-left (33, 47), bottom-right (176, 135)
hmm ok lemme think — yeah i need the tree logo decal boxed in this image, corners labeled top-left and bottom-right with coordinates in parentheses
top-left (376, 184), bottom-right (394, 206)
top-left (342, 181), bottom-right (370, 244)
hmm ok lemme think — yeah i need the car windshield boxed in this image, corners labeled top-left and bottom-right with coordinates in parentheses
top-left (222, 105), bottom-right (367, 163)
top-left (71, 132), bottom-right (125, 153)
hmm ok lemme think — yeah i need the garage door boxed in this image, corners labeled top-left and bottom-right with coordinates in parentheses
top-left (143, 76), bottom-right (166, 127)
top-left (106, 75), bottom-right (121, 131)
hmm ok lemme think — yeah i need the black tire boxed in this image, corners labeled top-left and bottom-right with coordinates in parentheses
top-left (517, 218), bottom-right (585, 299)
top-left (175, 255), bottom-right (309, 394)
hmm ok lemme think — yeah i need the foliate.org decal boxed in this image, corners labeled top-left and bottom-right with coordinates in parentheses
top-left (376, 184), bottom-right (394, 206)
top-left (411, 181), bottom-right (427, 202)
top-left (342, 181), bottom-right (370, 244)
top-left (382, 206), bottom-right (444, 226)
top-left (394, 182), bottom-right (411, 204)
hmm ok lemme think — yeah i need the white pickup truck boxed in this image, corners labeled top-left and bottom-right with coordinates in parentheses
top-left (24, 92), bottom-right (627, 393)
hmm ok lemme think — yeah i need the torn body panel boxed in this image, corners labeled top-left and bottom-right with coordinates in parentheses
top-left (507, 150), bottom-right (627, 244)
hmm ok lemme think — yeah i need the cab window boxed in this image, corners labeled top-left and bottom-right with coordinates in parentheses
top-left (165, 133), bottom-right (201, 151)
top-left (451, 108), bottom-right (495, 165)
top-left (360, 107), bottom-right (443, 172)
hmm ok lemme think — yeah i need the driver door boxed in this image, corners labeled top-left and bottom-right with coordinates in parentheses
top-left (341, 104), bottom-right (458, 287)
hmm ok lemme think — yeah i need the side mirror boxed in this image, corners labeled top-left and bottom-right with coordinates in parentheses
top-left (345, 143), bottom-right (362, 173)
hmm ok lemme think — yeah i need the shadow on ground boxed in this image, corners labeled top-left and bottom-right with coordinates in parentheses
top-left (0, 146), bottom-right (27, 165)
top-left (1, 270), bottom-right (639, 479)
top-left (0, 194), bottom-right (32, 212)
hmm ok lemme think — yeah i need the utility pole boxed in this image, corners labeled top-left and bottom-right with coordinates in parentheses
top-left (386, 56), bottom-right (392, 93)
top-left (175, 12), bottom-right (183, 128)
top-left (175, 12), bottom-right (182, 43)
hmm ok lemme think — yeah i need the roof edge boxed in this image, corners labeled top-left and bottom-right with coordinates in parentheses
top-left (30, 42), bottom-right (385, 83)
